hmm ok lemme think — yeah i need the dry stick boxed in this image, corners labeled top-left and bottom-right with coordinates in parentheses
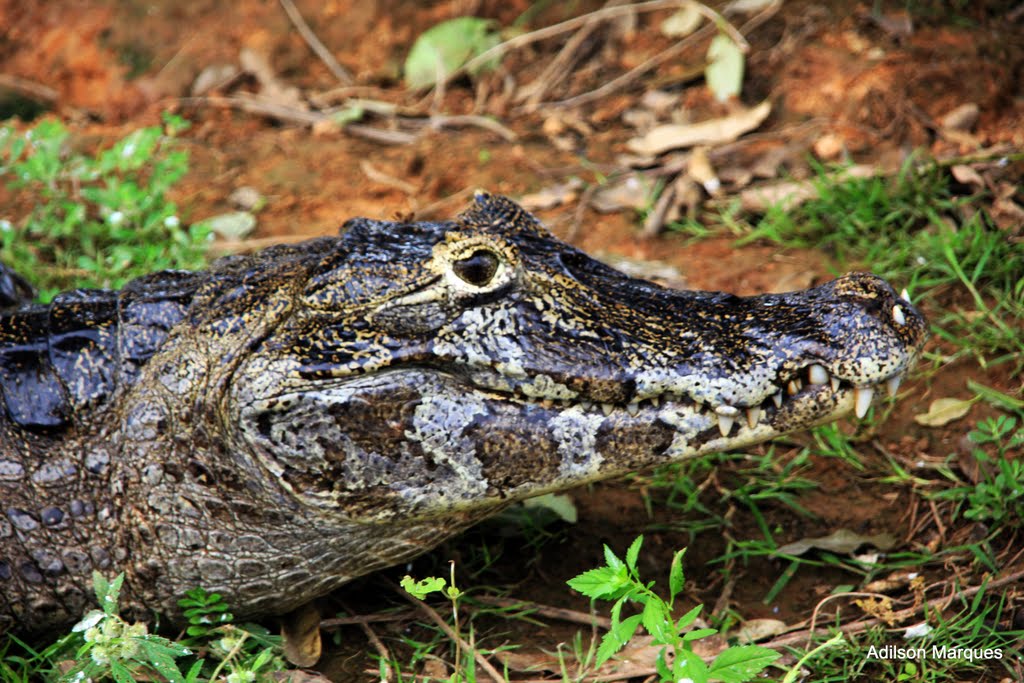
top-left (319, 609), bottom-right (417, 628)
top-left (0, 74), bottom-right (58, 102)
top-left (551, 21), bottom-right (715, 109)
top-left (278, 0), bottom-right (353, 85)
top-left (179, 96), bottom-right (419, 145)
top-left (338, 600), bottom-right (395, 683)
top-left (550, 0), bottom-right (780, 109)
top-left (765, 567), bottom-right (1024, 651)
top-left (518, 0), bottom-right (618, 108)
top-left (429, 114), bottom-right (518, 141)
top-left (450, 0), bottom-right (745, 92)
top-left (472, 596), bottom-right (613, 629)
top-left (393, 583), bottom-right (506, 683)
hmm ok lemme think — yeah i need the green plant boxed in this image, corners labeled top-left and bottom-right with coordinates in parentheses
top-left (567, 535), bottom-right (780, 682)
top-left (401, 564), bottom-right (472, 683)
top-left (63, 573), bottom-right (194, 683)
top-left (0, 113), bottom-right (209, 301)
top-left (934, 415), bottom-right (1024, 527)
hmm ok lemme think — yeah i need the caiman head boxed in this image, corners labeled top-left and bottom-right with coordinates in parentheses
top-left (227, 192), bottom-right (927, 524)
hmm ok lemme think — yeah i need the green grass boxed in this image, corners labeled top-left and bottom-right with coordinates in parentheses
top-left (0, 114), bottom-right (210, 301)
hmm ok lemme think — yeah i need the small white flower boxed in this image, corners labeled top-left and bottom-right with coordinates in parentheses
top-left (164, 215), bottom-right (180, 228)
top-left (122, 141), bottom-right (136, 158)
top-left (0, 219), bottom-right (12, 232)
top-left (108, 211), bottom-right (125, 226)
top-left (904, 622), bottom-right (933, 639)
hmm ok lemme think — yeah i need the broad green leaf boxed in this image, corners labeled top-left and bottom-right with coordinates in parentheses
top-left (705, 33), bottom-right (745, 102)
top-left (196, 211), bottom-right (257, 240)
top-left (683, 627), bottom-right (718, 641)
top-left (567, 566), bottom-right (622, 599)
top-left (707, 644), bottom-right (781, 682)
top-left (676, 603), bottom-right (703, 631)
top-left (404, 17), bottom-right (501, 90)
top-left (522, 492), bottom-right (578, 522)
top-left (913, 397), bottom-right (973, 426)
top-left (641, 598), bottom-right (669, 642)
top-left (596, 613), bottom-right (642, 665)
top-left (110, 660), bottom-right (135, 683)
top-left (677, 648), bottom-right (710, 682)
top-left (401, 575), bottom-right (447, 600)
top-left (625, 535), bottom-right (643, 572)
top-left (603, 544), bottom-right (625, 572)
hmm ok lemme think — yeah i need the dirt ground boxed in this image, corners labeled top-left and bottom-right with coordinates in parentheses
top-left (1, 0), bottom-right (1023, 680)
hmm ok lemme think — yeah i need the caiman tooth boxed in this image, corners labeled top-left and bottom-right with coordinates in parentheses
top-left (787, 378), bottom-right (802, 395)
top-left (854, 386), bottom-right (874, 418)
top-left (745, 406), bottom-right (760, 428)
top-left (830, 375), bottom-right (841, 392)
top-left (886, 375), bottom-right (902, 398)
top-left (772, 391), bottom-right (783, 408)
top-left (649, 395), bottom-right (661, 408)
top-left (900, 288), bottom-right (911, 304)
top-left (808, 364), bottom-right (829, 385)
top-left (579, 400), bottom-right (593, 411)
top-left (601, 402), bottom-right (614, 416)
top-left (718, 414), bottom-right (734, 436)
top-left (540, 399), bottom-right (554, 409)
top-left (715, 405), bottom-right (738, 436)
top-left (892, 304), bottom-right (906, 326)
top-left (626, 401), bottom-right (640, 417)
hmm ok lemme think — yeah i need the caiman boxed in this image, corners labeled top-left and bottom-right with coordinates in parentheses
top-left (0, 192), bottom-right (926, 633)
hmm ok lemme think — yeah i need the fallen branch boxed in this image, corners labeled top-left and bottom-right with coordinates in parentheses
top-left (278, 0), bottom-right (353, 85)
top-left (0, 74), bottom-right (59, 103)
top-left (551, 0), bottom-right (780, 109)
top-left (472, 595), bottom-right (613, 629)
top-left (447, 0), bottom-right (746, 93)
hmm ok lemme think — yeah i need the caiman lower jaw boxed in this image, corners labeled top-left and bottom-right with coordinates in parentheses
top-left (483, 360), bottom-right (910, 440)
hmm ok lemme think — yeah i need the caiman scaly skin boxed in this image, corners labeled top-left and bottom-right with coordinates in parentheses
top-left (0, 193), bottom-right (926, 633)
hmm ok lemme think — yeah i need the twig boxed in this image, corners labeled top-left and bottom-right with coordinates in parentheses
top-left (549, 0), bottom-right (779, 109)
top-left (763, 567), bottom-right (1024, 650)
top-left (339, 600), bottom-right (394, 683)
top-left (361, 160), bottom-right (418, 195)
top-left (278, 0), bottom-right (353, 85)
top-left (569, 182), bottom-right (599, 240)
top-left (444, 0), bottom-right (723, 92)
top-left (428, 114), bottom-right (517, 141)
top-left (319, 609), bottom-right (417, 628)
top-left (179, 96), bottom-right (419, 145)
top-left (392, 582), bottom-right (506, 683)
top-left (518, 0), bottom-right (618, 108)
top-left (472, 595), bottom-right (612, 629)
top-left (0, 74), bottom-right (59, 102)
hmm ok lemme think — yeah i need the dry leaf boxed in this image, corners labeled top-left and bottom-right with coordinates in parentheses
top-left (940, 102), bottom-right (979, 131)
top-left (626, 100), bottom-right (771, 156)
top-left (591, 174), bottom-right (653, 212)
top-left (661, 3), bottom-right (704, 37)
top-left (735, 618), bottom-right (789, 643)
top-left (519, 178), bottom-right (585, 211)
top-left (776, 528), bottom-right (897, 557)
top-left (913, 397), bottom-right (973, 427)
top-left (951, 164), bottom-right (985, 189)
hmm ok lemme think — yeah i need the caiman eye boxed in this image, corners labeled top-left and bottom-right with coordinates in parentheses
top-left (452, 249), bottom-right (499, 286)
